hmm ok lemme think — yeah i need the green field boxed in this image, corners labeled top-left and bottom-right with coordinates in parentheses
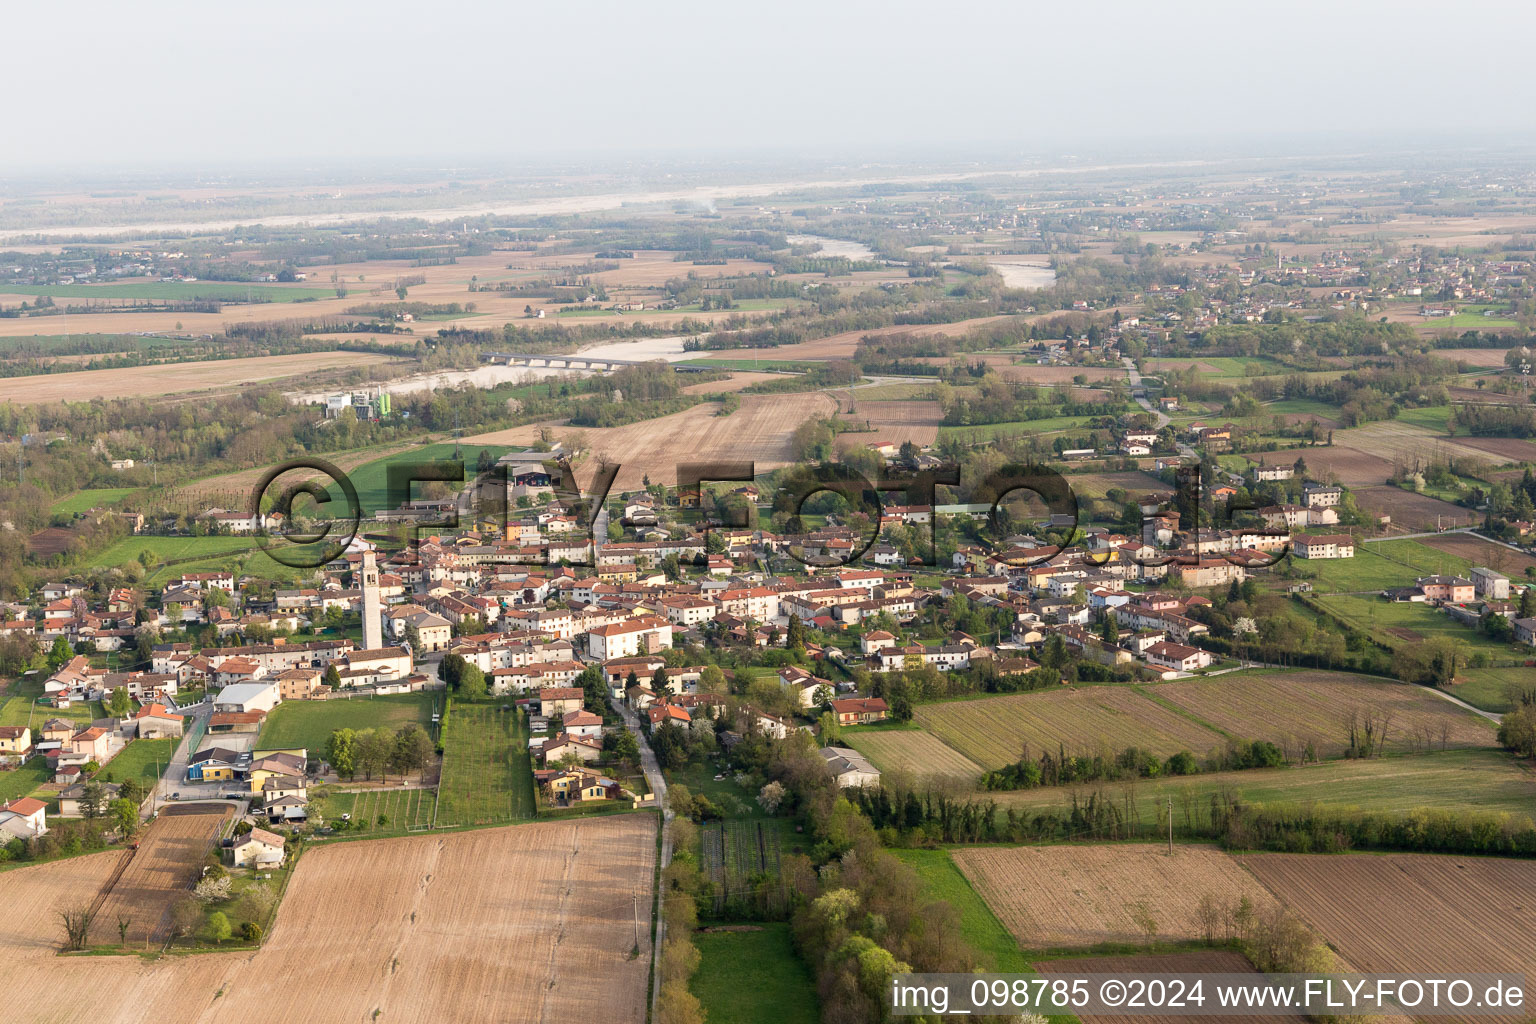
top-left (0, 695), bottom-right (103, 730)
top-left (50, 488), bottom-right (138, 515)
top-left (1261, 398), bottom-right (1342, 418)
top-left (257, 693), bottom-right (437, 753)
top-left (1311, 592), bottom-right (1514, 657)
top-left (435, 702), bottom-right (535, 827)
top-left (1447, 313), bottom-right (1518, 329)
top-left (677, 358), bottom-right (825, 372)
top-left (1302, 538), bottom-right (1476, 591)
top-left (81, 534), bottom-right (318, 586)
top-left (322, 785), bottom-right (436, 834)
top-left (892, 848), bottom-right (1033, 973)
top-left (691, 923), bottom-right (820, 1024)
top-left (1394, 405), bottom-right (1453, 432)
top-left (1145, 355), bottom-right (1288, 378)
top-left (989, 749), bottom-right (1534, 823)
top-left (0, 281), bottom-right (336, 302)
top-left (1454, 666), bottom-right (1535, 713)
top-left (937, 415), bottom-right (1097, 444)
top-left (0, 759), bottom-right (51, 803)
top-left (101, 737), bottom-right (177, 789)
top-left (330, 443), bottom-right (509, 513)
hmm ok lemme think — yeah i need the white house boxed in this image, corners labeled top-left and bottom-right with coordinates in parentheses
top-left (214, 681), bottom-right (282, 715)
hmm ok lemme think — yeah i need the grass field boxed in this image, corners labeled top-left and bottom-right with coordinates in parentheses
top-left (0, 695), bottom-right (103, 730)
top-left (691, 924), bottom-right (820, 1024)
top-left (1303, 538), bottom-right (1478, 591)
top-left (101, 737), bottom-right (177, 790)
top-left (987, 749), bottom-right (1534, 824)
top-left (937, 415), bottom-right (1096, 444)
top-left (893, 848), bottom-right (1034, 972)
top-left (257, 693), bottom-right (437, 753)
top-left (324, 786), bottom-right (437, 833)
top-left (435, 702), bottom-right (535, 827)
top-left (0, 759), bottom-right (51, 803)
top-left (84, 535), bottom-right (260, 570)
top-left (50, 488), bottom-right (138, 514)
top-left (1454, 666), bottom-right (1535, 712)
top-left (0, 281), bottom-right (336, 302)
top-left (1394, 405), bottom-right (1454, 432)
top-left (329, 442), bottom-right (508, 513)
top-left (1310, 592), bottom-right (1515, 658)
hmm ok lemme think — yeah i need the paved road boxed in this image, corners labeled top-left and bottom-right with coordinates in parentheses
top-left (1426, 686), bottom-right (1504, 724)
top-left (1124, 356), bottom-right (1196, 459)
top-left (610, 696), bottom-right (671, 1020)
top-left (156, 703), bottom-right (212, 808)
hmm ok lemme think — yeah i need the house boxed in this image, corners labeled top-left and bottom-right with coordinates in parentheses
top-left (820, 747), bottom-right (881, 788)
top-left (230, 827), bottom-right (286, 868)
top-left (0, 726), bottom-right (31, 758)
top-left (1171, 558), bottom-right (1246, 589)
top-left (561, 709), bottom-right (603, 738)
top-left (1514, 617), bottom-right (1536, 647)
top-left (70, 727), bottom-right (112, 762)
top-left (187, 746), bottom-right (243, 782)
top-left (215, 680), bottom-right (281, 715)
top-left (1145, 640), bottom-right (1212, 673)
top-left (539, 687), bottom-right (585, 718)
top-left (1302, 482), bottom-right (1343, 508)
top-left (586, 614), bottom-right (673, 660)
top-left (1292, 534), bottom-right (1355, 560)
top-left (539, 732), bottom-right (602, 765)
top-left (58, 781), bottom-right (121, 817)
top-left (1470, 567), bottom-right (1510, 601)
top-left (275, 667), bottom-right (324, 700)
top-left (1416, 575), bottom-right (1475, 604)
top-left (541, 769), bottom-right (622, 805)
top-left (828, 697), bottom-right (888, 726)
top-left (1252, 463), bottom-right (1293, 483)
top-left (647, 703), bottom-right (692, 730)
top-left (131, 703), bottom-right (184, 739)
top-left (0, 797), bottom-right (47, 839)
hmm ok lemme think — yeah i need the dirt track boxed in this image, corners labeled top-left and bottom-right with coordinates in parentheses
top-left (0, 352), bottom-right (400, 404)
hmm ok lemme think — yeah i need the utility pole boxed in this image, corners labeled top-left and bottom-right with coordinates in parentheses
top-left (1167, 796), bottom-right (1173, 855)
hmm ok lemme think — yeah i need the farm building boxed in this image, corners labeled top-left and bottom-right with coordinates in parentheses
top-left (231, 827), bottom-right (286, 868)
top-left (820, 746), bottom-right (881, 788)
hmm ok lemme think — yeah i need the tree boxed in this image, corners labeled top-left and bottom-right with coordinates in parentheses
top-left (1099, 613), bottom-right (1119, 644)
top-left (57, 901), bottom-right (96, 951)
top-left (170, 896), bottom-right (201, 938)
top-left (323, 664), bottom-right (341, 690)
top-left (326, 728), bottom-right (358, 779)
top-left (356, 729), bottom-right (393, 781)
top-left (106, 687), bottom-right (131, 718)
top-left (79, 780), bottom-right (105, 820)
top-left (110, 797), bottom-right (139, 838)
top-left (817, 711), bottom-right (841, 746)
top-left (757, 780), bottom-right (786, 814)
top-left (612, 728), bottom-right (640, 765)
top-left (393, 724), bottom-right (434, 778)
top-left (439, 652), bottom-right (466, 688)
top-left (117, 778), bottom-right (145, 808)
top-left (208, 911), bottom-right (232, 945)
top-left (241, 921), bottom-right (263, 943)
top-left (1497, 705), bottom-right (1536, 757)
top-left (47, 636), bottom-right (72, 670)
top-left (459, 664), bottom-right (487, 699)
top-left (116, 915), bottom-right (131, 945)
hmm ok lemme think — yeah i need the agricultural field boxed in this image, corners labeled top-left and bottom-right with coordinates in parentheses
top-left (691, 924), bottom-right (819, 1024)
top-left (1455, 666), bottom-right (1536, 713)
top-left (1151, 671), bottom-right (1497, 759)
top-left (1301, 537), bottom-right (1476, 591)
top-left (699, 819), bottom-right (784, 914)
top-left (323, 786), bottom-right (436, 833)
top-left (1145, 356), bottom-right (1289, 378)
top-left (1037, 951), bottom-right (1260, 1024)
top-left (50, 488), bottom-right (139, 515)
top-left (842, 726), bottom-right (985, 781)
top-left (89, 804), bottom-right (233, 945)
top-left (83, 535), bottom-right (262, 571)
top-left (913, 687), bottom-right (1224, 770)
top-left (0, 281), bottom-right (336, 302)
top-left (0, 351), bottom-right (403, 405)
top-left (1245, 853), bottom-right (1536, 1024)
top-left (463, 392), bottom-right (836, 490)
top-left (330, 442), bottom-right (510, 514)
top-left (435, 702), bottom-right (535, 827)
top-left (953, 844), bottom-right (1277, 949)
top-left (836, 399), bottom-right (943, 450)
top-left (256, 692), bottom-right (437, 753)
top-left (0, 816), bottom-right (658, 1022)
top-left (937, 414), bottom-right (1098, 444)
top-left (1311, 592), bottom-right (1515, 657)
top-left (988, 749), bottom-right (1536, 825)
top-left (1418, 531), bottom-right (1536, 575)
top-left (1353, 486), bottom-right (1478, 532)
top-left (894, 848), bottom-right (1033, 973)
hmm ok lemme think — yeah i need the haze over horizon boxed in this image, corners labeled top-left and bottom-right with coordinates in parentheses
top-left (11, 0), bottom-right (1536, 173)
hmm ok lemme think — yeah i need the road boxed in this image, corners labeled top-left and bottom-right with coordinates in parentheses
top-left (1124, 356), bottom-right (1196, 459)
top-left (611, 696), bottom-right (670, 1020)
top-left (155, 700), bottom-right (211, 809)
top-left (1426, 686), bottom-right (1504, 724)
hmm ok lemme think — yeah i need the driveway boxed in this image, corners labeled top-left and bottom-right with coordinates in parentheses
top-left (610, 696), bottom-right (670, 1019)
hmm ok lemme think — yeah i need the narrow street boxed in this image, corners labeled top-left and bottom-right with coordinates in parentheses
top-left (610, 696), bottom-right (671, 1020)
top-left (1124, 356), bottom-right (1196, 459)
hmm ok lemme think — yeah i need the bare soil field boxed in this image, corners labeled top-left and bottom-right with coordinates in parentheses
top-left (681, 371), bottom-right (784, 394)
top-left (1451, 436), bottom-right (1536, 462)
top-left (0, 352), bottom-right (402, 404)
top-left (1446, 385), bottom-right (1529, 406)
top-left (836, 399), bottom-right (943, 450)
top-left (1353, 486), bottom-right (1476, 531)
top-left (90, 804), bottom-right (234, 945)
top-left (0, 850), bottom-right (128, 958)
top-left (842, 728), bottom-right (985, 782)
top-left (914, 687), bottom-right (1225, 771)
top-left (1038, 951), bottom-right (1259, 1024)
top-left (1152, 671), bottom-right (1496, 760)
top-left (1439, 348), bottom-right (1518, 368)
top-left (464, 391), bottom-right (836, 489)
top-left (922, 356), bottom-right (1123, 385)
top-left (0, 815), bottom-right (656, 1024)
top-left (707, 314), bottom-right (1021, 362)
top-left (954, 845), bottom-right (1277, 948)
top-left (1244, 852), bottom-right (1536, 1024)
top-left (1245, 447), bottom-right (1392, 486)
top-left (1336, 421), bottom-right (1523, 469)
top-left (1418, 532), bottom-right (1536, 574)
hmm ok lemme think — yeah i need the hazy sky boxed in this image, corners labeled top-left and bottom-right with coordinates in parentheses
top-left (11, 0), bottom-right (1536, 172)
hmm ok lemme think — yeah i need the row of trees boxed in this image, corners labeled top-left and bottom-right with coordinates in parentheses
top-left (323, 724), bottom-right (434, 782)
